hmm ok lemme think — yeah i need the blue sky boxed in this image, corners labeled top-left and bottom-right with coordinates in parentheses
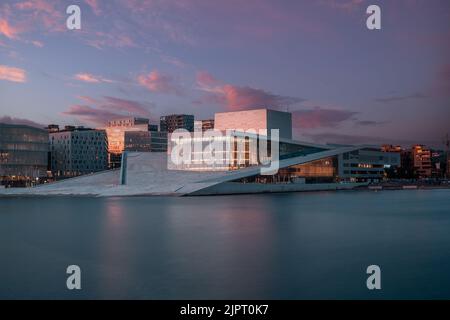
top-left (0, 0), bottom-right (449, 147)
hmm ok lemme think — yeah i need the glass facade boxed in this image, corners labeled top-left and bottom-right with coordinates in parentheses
top-left (168, 132), bottom-right (266, 171)
top-left (338, 148), bottom-right (400, 182)
top-left (124, 131), bottom-right (168, 152)
top-left (160, 114), bottom-right (194, 133)
top-left (280, 157), bottom-right (336, 178)
top-left (50, 129), bottom-right (108, 177)
top-left (0, 124), bottom-right (48, 186)
top-left (167, 131), bottom-right (325, 172)
top-left (237, 157), bottom-right (337, 184)
top-left (105, 117), bottom-right (164, 168)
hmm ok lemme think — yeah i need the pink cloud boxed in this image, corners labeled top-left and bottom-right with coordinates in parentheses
top-left (0, 65), bottom-right (27, 83)
top-left (86, 32), bottom-right (137, 50)
top-left (222, 85), bottom-right (302, 110)
top-left (31, 40), bottom-right (44, 47)
top-left (0, 19), bottom-right (20, 39)
top-left (292, 107), bottom-right (358, 129)
top-left (0, 17), bottom-right (43, 47)
top-left (13, 0), bottom-right (64, 31)
top-left (63, 105), bottom-right (121, 126)
top-left (62, 96), bottom-right (154, 125)
top-left (196, 71), bottom-right (220, 87)
top-left (78, 95), bottom-right (99, 104)
top-left (196, 71), bottom-right (303, 110)
top-left (74, 73), bottom-right (114, 83)
top-left (15, 0), bottom-right (56, 13)
top-left (102, 96), bottom-right (153, 117)
top-left (138, 70), bottom-right (183, 95)
top-left (161, 54), bottom-right (188, 68)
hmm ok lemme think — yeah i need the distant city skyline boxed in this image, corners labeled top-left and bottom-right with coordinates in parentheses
top-left (1, 0), bottom-right (449, 148)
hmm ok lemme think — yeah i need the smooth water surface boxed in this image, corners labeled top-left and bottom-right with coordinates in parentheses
top-left (1, 189), bottom-right (450, 299)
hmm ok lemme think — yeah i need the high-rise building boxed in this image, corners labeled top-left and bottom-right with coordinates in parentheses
top-left (160, 114), bottom-right (194, 133)
top-left (214, 109), bottom-right (292, 139)
top-left (50, 127), bottom-right (108, 177)
top-left (412, 145), bottom-right (432, 178)
top-left (0, 124), bottom-right (49, 187)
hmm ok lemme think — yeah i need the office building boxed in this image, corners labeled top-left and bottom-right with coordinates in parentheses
top-left (160, 114), bottom-right (194, 133)
top-left (0, 124), bottom-right (49, 187)
top-left (105, 117), bottom-right (162, 168)
top-left (412, 145), bottom-right (432, 178)
top-left (337, 148), bottom-right (400, 182)
top-left (50, 127), bottom-right (108, 177)
top-left (124, 131), bottom-right (168, 152)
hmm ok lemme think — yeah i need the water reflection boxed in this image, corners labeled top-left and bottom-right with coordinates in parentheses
top-left (162, 197), bottom-right (276, 298)
top-left (1, 189), bottom-right (450, 299)
top-left (96, 198), bottom-right (133, 298)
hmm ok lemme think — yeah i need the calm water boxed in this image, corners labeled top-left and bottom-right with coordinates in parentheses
top-left (1, 189), bottom-right (450, 299)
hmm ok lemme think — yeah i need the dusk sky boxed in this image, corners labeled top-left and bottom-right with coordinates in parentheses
top-left (0, 0), bottom-right (449, 147)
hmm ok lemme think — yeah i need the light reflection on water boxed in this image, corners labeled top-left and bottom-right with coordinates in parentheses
top-left (1, 189), bottom-right (450, 299)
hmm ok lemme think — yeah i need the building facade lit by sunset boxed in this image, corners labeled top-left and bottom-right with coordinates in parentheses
top-left (105, 117), bottom-right (161, 168)
top-left (412, 145), bottom-right (432, 178)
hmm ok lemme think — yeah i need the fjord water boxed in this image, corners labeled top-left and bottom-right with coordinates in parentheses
top-left (1, 189), bottom-right (450, 299)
